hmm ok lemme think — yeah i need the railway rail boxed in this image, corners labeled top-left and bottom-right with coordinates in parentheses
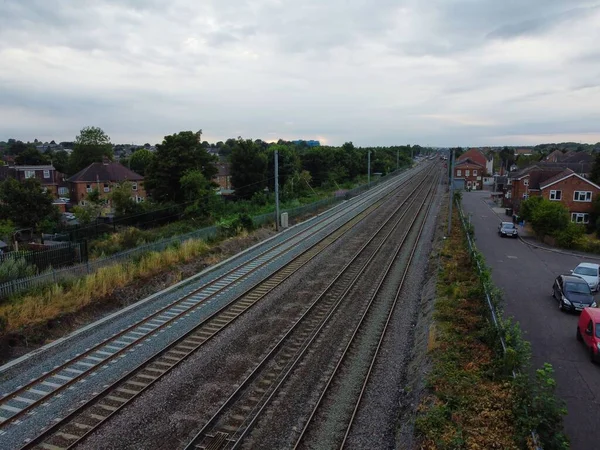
top-left (294, 171), bottom-right (439, 450)
top-left (16, 164), bottom-right (435, 450)
top-left (183, 169), bottom-right (439, 450)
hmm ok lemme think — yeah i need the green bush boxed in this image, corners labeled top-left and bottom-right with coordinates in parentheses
top-left (519, 196), bottom-right (543, 222)
top-left (0, 257), bottom-right (36, 283)
top-left (530, 199), bottom-right (569, 238)
top-left (554, 222), bottom-right (584, 249)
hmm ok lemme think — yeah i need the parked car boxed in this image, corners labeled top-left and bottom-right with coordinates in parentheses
top-left (576, 307), bottom-right (600, 362)
top-left (571, 262), bottom-right (600, 292)
top-left (498, 222), bottom-right (518, 238)
top-left (552, 274), bottom-right (596, 312)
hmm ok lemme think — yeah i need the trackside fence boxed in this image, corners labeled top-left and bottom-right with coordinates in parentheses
top-left (455, 199), bottom-right (542, 450)
top-left (0, 167), bottom-right (409, 299)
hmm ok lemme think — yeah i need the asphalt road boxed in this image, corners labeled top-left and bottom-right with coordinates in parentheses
top-left (461, 191), bottom-right (600, 450)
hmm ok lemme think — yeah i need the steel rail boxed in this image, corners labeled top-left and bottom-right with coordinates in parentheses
top-left (294, 170), bottom-right (440, 450)
top-left (0, 164), bottom-right (426, 431)
top-left (19, 168), bottom-right (433, 450)
top-left (183, 172), bottom-right (438, 450)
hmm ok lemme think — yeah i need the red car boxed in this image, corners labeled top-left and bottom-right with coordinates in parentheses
top-left (576, 307), bottom-right (600, 362)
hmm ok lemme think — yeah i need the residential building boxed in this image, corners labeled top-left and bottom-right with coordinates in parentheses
top-left (0, 164), bottom-right (68, 198)
top-left (544, 150), bottom-right (565, 163)
top-left (539, 169), bottom-right (600, 225)
top-left (514, 148), bottom-right (533, 157)
top-left (214, 162), bottom-right (233, 193)
top-left (506, 166), bottom-right (564, 210)
top-left (67, 161), bottom-right (145, 207)
top-left (454, 159), bottom-right (485, 190)
top-left (292, 140), bottom-right (320, 147)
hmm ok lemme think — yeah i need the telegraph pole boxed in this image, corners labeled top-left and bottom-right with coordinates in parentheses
top-left (447, 148), bottom-right (455, 236)
top-left (396, 148), bottom-right (399, 171)
top-left (274, 149), bottom-right (280, 231)
top-left (367, 150), bottom-right (371, 186)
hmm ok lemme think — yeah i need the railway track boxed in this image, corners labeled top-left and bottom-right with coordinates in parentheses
top-left (294, 171), bottom-right (439, 450)
top-left (16, 165), bottom-right (435, 450)
top-left (182, 170), bottom-right (439, 450)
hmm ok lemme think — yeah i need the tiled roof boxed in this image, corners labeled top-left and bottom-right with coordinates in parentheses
top-left (561, 152), bottom-right (593, 164)
top-left (455, 158), bottom-right (485, 168)
top-left (67, 162), bottom-right (143, 183)
top-left (538, 169), bottom-right (574, 189)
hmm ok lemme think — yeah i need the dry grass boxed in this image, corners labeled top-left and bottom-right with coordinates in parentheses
top-left (0, 239), bottom-right (210, 333)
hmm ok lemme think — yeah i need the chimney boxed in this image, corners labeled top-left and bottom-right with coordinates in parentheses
top-left (102, 156), bottom-right (110, 165)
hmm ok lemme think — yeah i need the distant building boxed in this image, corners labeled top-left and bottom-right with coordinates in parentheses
top-left (0, 164), bottom-right (68, 198)
top-left (292, 140), bottom-right (320, 147)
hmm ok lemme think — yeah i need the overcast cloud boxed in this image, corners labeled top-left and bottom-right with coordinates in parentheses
top-left (1, 0), bottom-right (600, 146)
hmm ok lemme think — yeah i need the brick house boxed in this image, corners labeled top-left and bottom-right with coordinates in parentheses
top-left (506, 166), bottom-right (564, 210)
top-left (213, 162), bottom-right (232, 191)
top-left (454, 159), bottom-right (485, 190)
top-left (67, 161), bottom-right (145, 208)
top-left (539, 169), bottom-right (600, 225)
top-left (0, 165), bottom-right (69, 198)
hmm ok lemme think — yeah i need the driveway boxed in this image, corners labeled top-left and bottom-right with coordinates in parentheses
top-left (461, 191), bottom-right (599, 450)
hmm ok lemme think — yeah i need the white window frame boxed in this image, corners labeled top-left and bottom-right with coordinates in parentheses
top-left (549, 190), bottom-right (562, 201)
top-left (571, 212), bottom-right (589, 224)
top-left (132, 182), bottom-right (138, 191)
top-left (103, 183), bottom-right (110, 193)
top-left (523, 179), bottom-right (529, 186)
top-left (58, 187), bottom-right (68, 196)
top-left (473, 170), bottom-right (477, 176)
top-left (86, 184), bottom-right (92, 193)
top-left (24, 170), bottom-right (35, 179)
top-left (43, 169), bottom-right (50, 179)
top-left (465, 169), bottom-right (470, 176)
top-left (80, 200), bottom-right (86, 206)
top-left (574, 191), bottom-right (592, 202)
top-left (523, 193), bottom-right (529, 199)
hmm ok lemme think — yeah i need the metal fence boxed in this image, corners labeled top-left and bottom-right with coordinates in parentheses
top-left (0, 242), bottom-right (83, 273)
top-left (0, 167), bottom-right (409, 299)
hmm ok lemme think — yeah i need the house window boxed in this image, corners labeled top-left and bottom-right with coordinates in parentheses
top-left (80, 200), bottom-right (86, 206)
top-left (42, 187), bottom-right (48, 193)
top-left (549, 190), bottom-right (562, 201)
top-left (465, 170), bottom-right (470, 176)
top-left (43, 170), bottom-right (50, 179)
top-left (104, 183), bottom-right (110, 193)
top-left (574, 191), bottom-right (592, 202)
top-left (132, 182), bottom-right (138, 191)
top-left (24, 170), bottom-right (35, 179)
top-left (473, 170), bottom-right (477, 176)
top-left (58, 187), bottom-right (68, 196)
top-left (571, 212), bottom-right (590, 224)
top-left (523, 179), bottom-right (529, 186)
top-left (523, 193), bottom-right (529, 199)
top-left (86, 184), bottom-right (92, 193)
top-left (136, 196), bottom-right (145, 203)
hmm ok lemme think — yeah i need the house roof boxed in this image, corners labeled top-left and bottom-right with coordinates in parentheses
top-left (457, 149), bottom-right (487, 167)
top-left (510, 161), bottom-right (592, 179)
top-left (561, 152), bottom-right (593, 164)
top-left (539, 169), bottom-right (600, 191)
top-left (215, 162), bottom-right (231, 177)
top-left (510, 166), bottom-right (565, 189)
top-left (455, 158), bottom-right (485, 168)
top-left (13, 165), bottom-right (55, 171)
top-left (544, 149), bottom-right (564, 162)
top-left (67, 162), bottom-right (143, 183)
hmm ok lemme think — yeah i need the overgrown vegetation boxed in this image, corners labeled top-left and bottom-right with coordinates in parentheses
top-left (415, 208), bottom-right (568, 449)
top-left (0, 238), bottom-right (212, 334)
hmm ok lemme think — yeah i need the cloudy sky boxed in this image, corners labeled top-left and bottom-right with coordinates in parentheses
top-left (1, 0), bottom-right (600, 147)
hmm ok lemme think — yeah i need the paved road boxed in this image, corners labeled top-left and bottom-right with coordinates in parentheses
top-left (462, 191), bottom-right (599, 450)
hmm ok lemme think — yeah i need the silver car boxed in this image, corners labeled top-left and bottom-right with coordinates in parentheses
top-left (498, 221), bottom-right (518, 238)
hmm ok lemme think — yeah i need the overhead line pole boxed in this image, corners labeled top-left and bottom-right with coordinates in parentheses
top-left (275, 149), bottom-right (280, 232)
top-left (367, 150), bottom-right (371, 187)
top-left (447, 148), bottom-right (455, 236)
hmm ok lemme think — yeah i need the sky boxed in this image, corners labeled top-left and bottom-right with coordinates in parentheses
top-left (1, 0), bottom-right (600, 147)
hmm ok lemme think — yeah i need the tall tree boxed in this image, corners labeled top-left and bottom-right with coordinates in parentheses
top-left (230, 138), bottom-right (268, 200)
top-left (266, 144), bottom-right (301, 191)
top-left (129, 149), bottom-right (154, 175)
top-left (144, 131), bottom-right (218, 203)
top-left (0, 178), bottom-right (59, 230)
top-left (68, 126), bottom-right (113, 175)
top-left (48, 150), bottom-right (70, 174)
top-left (15, 147), bottom-right (50, 165)
top-left (590, 153), bottom-right (600, 186)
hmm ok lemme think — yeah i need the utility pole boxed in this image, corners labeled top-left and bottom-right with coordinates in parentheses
top-left (447, 148), bottom-right (455, 236)
top-left (274, 149), bottom-right (280, 231)
top-left (367, 150), bottom-right (371, 186)
top-left (396, 148), bottom-right (399, 171)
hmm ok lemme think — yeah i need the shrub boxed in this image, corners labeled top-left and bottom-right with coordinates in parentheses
top-left (519, 196), bottom-right (543, 222)
top-left (554, 222), bottom-right (584, 249)
top-left (530, 200), bottom-right (569, 238)
top-left (0, 257), bottom-right (36, 284)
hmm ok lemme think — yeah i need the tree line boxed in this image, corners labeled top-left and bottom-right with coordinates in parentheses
top-left (0, 127), bottom-right (421, 243)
